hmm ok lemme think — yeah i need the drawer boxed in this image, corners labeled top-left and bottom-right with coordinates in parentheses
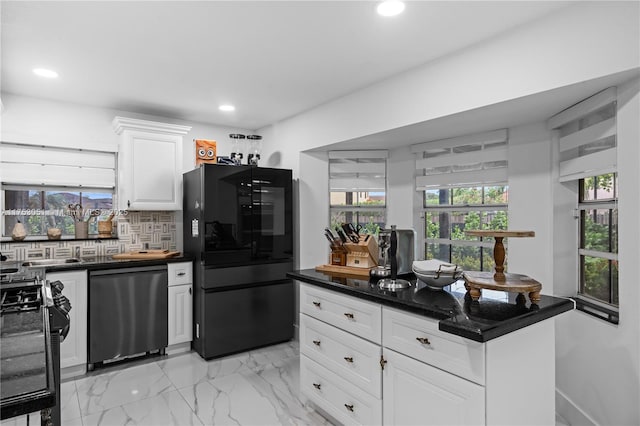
top-left (300, 354), bottom-right (382, 426)
top-left (168, 262), bottom-right (192, 286)
top-left (299, 283), bottom-right (382, 344)
top-left (382, 306), bottom-right (485, 385)
top-left (300, 313), bottom-right (382, 398)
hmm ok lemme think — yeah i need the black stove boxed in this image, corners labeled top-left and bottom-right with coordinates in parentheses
top-left (0, 261), bottom-right (71, 424)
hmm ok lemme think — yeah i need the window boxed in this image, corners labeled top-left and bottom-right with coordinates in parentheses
top-left (413, 129), bottom-right (509, 269)
top-left (547, 87), bottom-right (618, 323)
top-left (329, 150), bottom-right (387, 234)
top-left (424, 185), bottom-right (508, 271)
top-left (2, 186), bottom-right (114, 238)
top-left (0, 141), bottom-right (116, 240)
top-left (578, 173), bottom-right (618, 307)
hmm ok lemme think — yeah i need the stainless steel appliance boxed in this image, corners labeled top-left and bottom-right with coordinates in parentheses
top-left (88, 265), bottom-right (168, 369)
top-left (1, 265), bottom-right (70, 425)
top-left (183, 164), bottom-right (294, 359)
top-left (370, 227), bottom-right (416, 278)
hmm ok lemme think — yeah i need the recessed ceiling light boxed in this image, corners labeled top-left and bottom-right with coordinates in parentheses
top-left (33, 68), bottom-right (58, 78)
top-left (219, 104), bottom-right (235, 112)
top-left (377, 1), bottom-right (405, 17)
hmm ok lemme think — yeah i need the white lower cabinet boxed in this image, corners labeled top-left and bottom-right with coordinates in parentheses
top-left (298, 282), bottom-right (556, 426)
top-left (46, 269), bottom-right (87, 378)
top-left (168, 262), bottom-right (193, 346)
top-left (168, 284), bottom-right (192, 345)
top-left (382, 348), bottom-right (484, 426)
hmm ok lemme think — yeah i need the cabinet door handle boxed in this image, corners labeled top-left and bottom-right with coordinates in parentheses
top-left (344, 312), bottom-right (354, 319)
top-left (313, 383), bottom-right (321, 390)
top-left (344, 356), bottom-right (353, 363)
top-left (177, 272), bottom-right (186, 276)
top-left (189, 287), bottom-right (192, 295)
top-left (344, 404), bottom-right (354, 412)
top-left (127, 200), bottom-right (131, 208)
top-left (312, 301), bottom-right (321, 308)
top-left (416, 337), bottom-right (431, 345)
top-left (380, 355), bottom-right (387, 370)
top-left (313, 340), bottom-right (321, 346)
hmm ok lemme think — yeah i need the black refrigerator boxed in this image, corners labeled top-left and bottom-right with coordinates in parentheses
top-left (183, 164), bottom-right (294, 359)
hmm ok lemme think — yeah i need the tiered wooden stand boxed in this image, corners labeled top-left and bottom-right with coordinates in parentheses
top-left (463, 230), bottom-right (542, 304)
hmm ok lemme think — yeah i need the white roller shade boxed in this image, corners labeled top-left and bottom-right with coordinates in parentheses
top-left (0, 142), bottom-right (116, 188)
top-left (547, 87), bottom-right (617, 182)
top-left (329, 150), bottom-right (387, 192)
top-left (412, 129), bottom-right (508, 190)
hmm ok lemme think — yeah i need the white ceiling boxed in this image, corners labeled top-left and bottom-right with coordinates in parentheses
top-left (1, 1), bottom-right (574, 132)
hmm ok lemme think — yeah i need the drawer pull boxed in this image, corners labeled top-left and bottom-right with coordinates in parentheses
top-left (177, 272), bottom-right (186, 276)
top-left (344, 404), bottom-right (354, 412)
top-left (344, 356), bottom-right (353, 363)
top-left (416, 337), bottom-right (431, 345)
top-left (313, 340), bottom-right (321, 346)
top-left (344, 312), bottom-right (354, 319)
top-left (313, 383), bottom-right (321, 390)
top-left (312, 301), bottom-right (321, 308)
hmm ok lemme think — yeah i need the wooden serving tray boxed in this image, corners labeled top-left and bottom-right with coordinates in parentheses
top-left (111, 250), bottom-right (181, 260)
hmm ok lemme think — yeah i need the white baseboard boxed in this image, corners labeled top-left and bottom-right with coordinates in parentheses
top-left (61, 364), bottom-right (87, 380)
top-left (556, 388), bottom-right (598, 426)
top-left (166, 342), bottom-right (191, 356)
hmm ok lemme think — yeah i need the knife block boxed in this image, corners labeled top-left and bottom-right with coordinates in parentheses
top-left (344, 235), bottom-right (378, 268)
top-left (330, 250), bottom-right (347, 266)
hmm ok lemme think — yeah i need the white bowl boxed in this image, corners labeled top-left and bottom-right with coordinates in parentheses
top-left (412, 260), bottom-right (463, 290)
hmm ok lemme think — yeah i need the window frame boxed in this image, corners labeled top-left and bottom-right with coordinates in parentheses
top-left (328, 152), bottom-right (388, 233)
top-left (1, 184), bottom-right (116, 240)
top-left (575, 173), bottom-right (619, 323)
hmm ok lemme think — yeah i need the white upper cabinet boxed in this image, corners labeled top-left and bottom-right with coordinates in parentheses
top-left (113, 116), bottom-right (191, 210)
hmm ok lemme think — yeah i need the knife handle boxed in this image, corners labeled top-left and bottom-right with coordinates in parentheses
top-left (336, 227), bottom-right (348, 243)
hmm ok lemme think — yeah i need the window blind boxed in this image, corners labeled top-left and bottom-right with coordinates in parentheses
top-left (329, 150), bottom-right (388, 192)
top-left (0, 142), bottom-right (116, 188)
top-left (547, 87), bottom-right (617, 182)
top-left (412, 129), bottom-right (508, 190)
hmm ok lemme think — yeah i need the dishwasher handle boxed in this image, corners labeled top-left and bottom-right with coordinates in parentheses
top-left (89, 265), bottom-right (168, 276)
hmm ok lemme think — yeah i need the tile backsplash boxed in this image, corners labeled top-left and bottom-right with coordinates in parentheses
top-left (0, 211), bottom-right (177, 261)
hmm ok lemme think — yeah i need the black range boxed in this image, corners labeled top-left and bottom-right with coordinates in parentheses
top-left (288, 268), bottom-right (574, 342)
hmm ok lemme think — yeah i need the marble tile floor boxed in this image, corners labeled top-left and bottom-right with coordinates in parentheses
top-left (2, 340), bottom-right (572, 426)
top-left (54, 341), bottom-right (333, 426)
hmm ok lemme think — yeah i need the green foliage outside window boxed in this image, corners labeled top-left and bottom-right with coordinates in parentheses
top-left (424, 185), bottom-right (508, 271)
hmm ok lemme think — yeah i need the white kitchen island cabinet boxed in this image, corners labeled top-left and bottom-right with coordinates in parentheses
top-left (292, 269), bottom-right (572, 426)
top-left (46, 269), bottom-right (87, 379)
top-left (167, 261), bottom-right (193, 352)
top-left (113, 116), bottom-right (191, 211)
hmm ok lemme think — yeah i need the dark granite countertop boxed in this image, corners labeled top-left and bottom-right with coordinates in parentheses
top-left (0, 303), bottom-right (55, 420)
top-left (288, 269), bottom-right (574, 343)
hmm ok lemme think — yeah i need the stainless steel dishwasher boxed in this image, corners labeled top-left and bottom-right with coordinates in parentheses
top-left (88, 265), bottom-right (168, 370)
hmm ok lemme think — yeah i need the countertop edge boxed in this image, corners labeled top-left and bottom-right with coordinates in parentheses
top-left (32, 255), bottom-right (195, 274)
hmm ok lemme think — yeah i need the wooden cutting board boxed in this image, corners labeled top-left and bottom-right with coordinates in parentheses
top-left (111, 250), bottom-right (181, 260)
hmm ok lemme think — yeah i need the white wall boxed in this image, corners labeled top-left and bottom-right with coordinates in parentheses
top-left (507, 122), bottom-right (554, 293)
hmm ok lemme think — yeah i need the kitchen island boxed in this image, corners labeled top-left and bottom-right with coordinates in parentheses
top-left (289, 268), bottom-right (573, 426)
